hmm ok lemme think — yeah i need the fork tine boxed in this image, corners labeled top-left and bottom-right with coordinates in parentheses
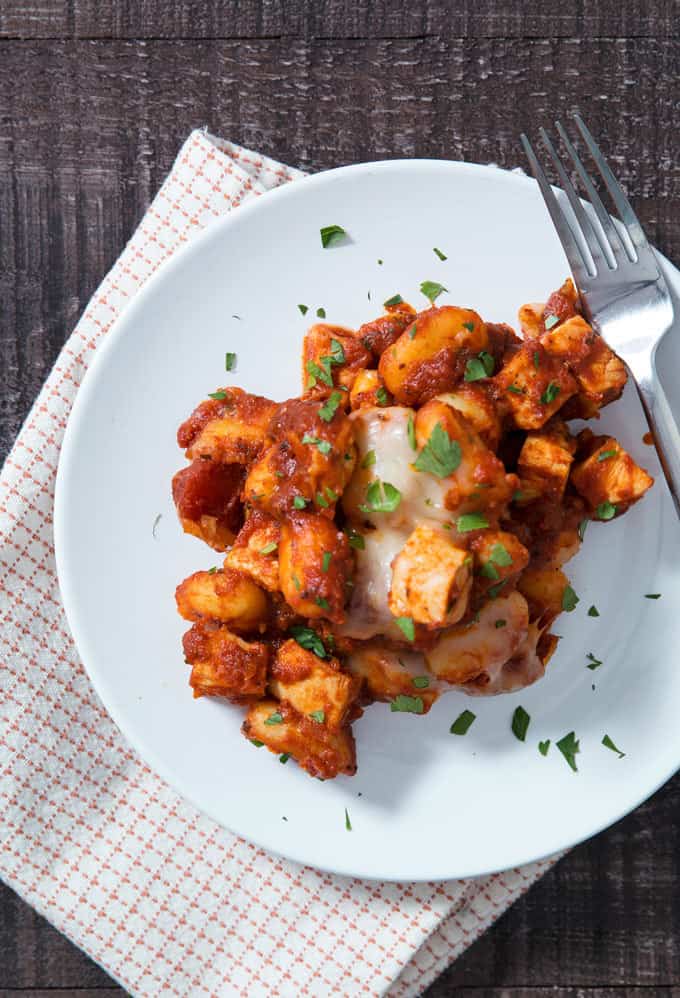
top-left (554, 119), bottom-right (627, 264)
top-left (539, 126), bottom-right (610, 273)
top-left (573, 113), bottom-right (647, 260)
top-left (520, 133), bottom-right (593, 283)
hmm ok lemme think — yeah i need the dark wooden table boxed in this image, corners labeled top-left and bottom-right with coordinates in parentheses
top-left (1, 3), bottom-right (679, 995)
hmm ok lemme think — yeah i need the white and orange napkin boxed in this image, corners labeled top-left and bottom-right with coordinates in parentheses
top-left (0, 130), bottom-right (559, 997)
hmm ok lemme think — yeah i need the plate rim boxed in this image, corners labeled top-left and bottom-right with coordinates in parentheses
top-left (54, 157), bottom-right (680, 881)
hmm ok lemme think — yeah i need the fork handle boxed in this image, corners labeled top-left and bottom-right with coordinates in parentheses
top-left (636, 369), bottom-right (680, 519)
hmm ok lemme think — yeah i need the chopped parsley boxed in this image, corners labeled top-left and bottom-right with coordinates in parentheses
top-left (488, 580), bottom-right (507, 600)
top-left (597, 448), bottom-right (618, 462)
top-left (265, 711), bottom-right (283, 726)
top-left (538, 739), bottom-right (551, 756)
top-left (292, 574), bottom-right (301, 591)
top-left (413, 422), bottom-right (462, 478)
top-left (310, 710), bottom-right (325, 723)
top-left (507, 384), bottom-right (524, 395)
top-left (587, 605), bottom-right (599, 617)
top-left (302, 433), bottom-right (332, 455)
top-left (578, 519), bottom-right (589, 541)
top-left (420, 279), bottom-right (447, 303)
top-left (298, 304), bottom-right (309, 315)
top-left (290, 625), bottom-right (327, 659)
top-left (462, 321), bottom-right (475, 332)
top-left (586, 653), bottom-right (603, 670)
top-left (279, 753), bottom-right (290, 764)
top-left (315, 596), bottom-right (330, 610)
top-left (407, 413), bottom-right (417, 450)
top-left (292, 495), bottom-right (308, 510)
top-left (395, 616), bottom-right (415, 641)
top-left (359, 480), bottom-right (402, 514)
top-left (602, 734), bottom-right (625, 758)
top-left (645, 593), bottom-right (661, 599)
top-left (495, 619), bottom-right (507, 628)
top-left (433, 246), bottom-right (447, 260)
top-left (345, 807), bottom-right (352, 831)
top-left (464, 350), bottom-right (495, 382)
top-left (306, 358), bottom-right (333, 388)
top-left (556, 731), bottom-right (580, 771)
top-left (329, 338), bottom-right (345, 364)
top-left (207, 566), bottom-right (218, 575)
top-left (225, 351), bottom-right (237, 372)
top-left (318, 390), bottom-right (344, 422)
top-left (250, 739), bottom-right (264, 747)
top-left (596, 501), bottom-right (617, 520)
top-left (259, 541), bottom-right (278, 555)
top-left (412, 676), bottom-right (430, 689)
top-left (208, 390), bottom-right (227, 400)
top-left (450, 709), bottom-right (476, 735)
top-left (540, 381), bottom-right (561, 405)
top-left (456, 513), bottom-right (489, 533)
top-left (511, 705), bottom-right (531, 742)
top-left (322, 552), bottom-right (332, 573)
top-left (376, 386), bottom-right (389, 406)
top-left (480, 562), bottom-right (500, 580)
top-left (316, 307), bottom-right (326, 318)
top-left (533, 350), bottom-right (540, 369)
top-left (390, 693), bottom-right (424, 714)
top-left (408, 323), bottom-right (417, 340)
top-left (561, 585), bottom-right (579, 612)
top-left (316, 491), bottom-right (329, 509)
top-left (544, 313), bottom-right (560, 330)
top-left (347, 528), bottom-right (365, 550)
top-left (361, 450), bottom-right (377, 468)
top-left (383, 293), bottom-right (403, 307)
top-left (489, 542), bottom-right (512, 567)
top-left (320, 224), bottom-right (347, 248)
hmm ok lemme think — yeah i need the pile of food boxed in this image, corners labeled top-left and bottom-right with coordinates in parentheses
top-left (172, 279), bottom-right (653, 779)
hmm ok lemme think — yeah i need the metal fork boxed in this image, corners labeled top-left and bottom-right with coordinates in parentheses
top-left (521, 113), bottom-right (680, 518)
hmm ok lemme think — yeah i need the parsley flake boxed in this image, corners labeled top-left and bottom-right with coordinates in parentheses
top-left (306, 358), bottom-right (333, 388)
top-left (361, 450), bottom-right (377, 468)
top-left (225, 352), bottom-right (237, 372)
top-left (359, 480), bottom-right (402, 514)
top-left (390, 693), bottom-right (424, 714)
top-left (433, 247), bottom-right (447, 260)
top-left (586, 653), bottom-right (603, 670)
top-left (420, 280), bottom-right (447, 303)
top-left (318, 391), bottom-right (344, 422)
top-left (596, 501), bottom-right (617, 520)
top-left (556, 731), bottom-right (580, 771)
top-left (207, 566), bottom-right (218, 575)
top-left (578, 519), bottom-right (589, 541)
top-left (250, 739), bottom-right (264, 747)
top-left (322, 552), bottom-right (332, 573)
top-left (495, 619), bottom-right (507, 628)
top-left (489, 542), bottom-right (512, 567)
top-left (279, 753), bottom-right (290, 764)
top-left (413, 422), bottom-right (462, 478)
top-left (562, 584), bottom-right (579, 612)
top-left (265, 711), bottom-right (283, 726)
top-left (310, 710), bottom-right (325, 723)
top-left (544, 313), bottom-right (560, 329)
top-left (395, 617), bottom-right (415, 641)
top-left (290, 625), bottom-right (327, 659)
top-left (208, 390), bottom-right (227, 400)
top-left (511, 705), bottom-right (531, 742)
top-left (456, 513), bottom-right (489, 533)
top-left (450, 709), bottom-right (476, 735)
top-left (533, 350), bottom-right (540, 370)
top-left (602, 734), bottom-right (625, 758)
top-left (588, 605), bottom-right (599, 617)
top-left (316, 307), bottom-right (326, 318)
top-left (407, 412), bottom-right (417, 450)
top-left (464, 350), bottom-right (495, 382)
top-left (597, 448), bottom-right (618, 462)
top-left (345, 807), bottom-right (352, 831)
top-left (540, 381), bottom-right (561, 405)
top-left (315, 596), bottom-right (330, 610)
top-left (347, 528), bottom-right (365, 550)
top-left (645, 593), bottom-right (661, 599)
top-left (292, 495), bottom-right (308, 510)
top-left (408, 323), bottom-right (417, 340)
top-left (320, 224), bottom-right (347, 248)
top-left (384, 293), bottom-right (403, 307)
top-left (259, 541), bottom-right (278, 555)
top-left (538, 739), bottom-right (551, 756)
top-left (412, 676), bottom-right (430, 689)
top-left (301, 433), bottom-right (332, 455)
top-left (298, 304), bottom-right (309, 315)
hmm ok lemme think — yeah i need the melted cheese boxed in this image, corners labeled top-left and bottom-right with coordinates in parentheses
top-left (338, 527), bottom-right (408, 640)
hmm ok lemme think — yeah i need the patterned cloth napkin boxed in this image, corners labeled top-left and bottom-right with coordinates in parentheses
top-left (0, 130), bottom-right (559, 997)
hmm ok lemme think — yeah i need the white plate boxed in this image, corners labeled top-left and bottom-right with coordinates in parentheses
top-left (55, 160), bottom-right (680, 882)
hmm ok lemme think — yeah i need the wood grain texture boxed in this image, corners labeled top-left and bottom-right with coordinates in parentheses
top-left (0, 4), bottom-right (679, 994)
top-left (0, 0), bottom-right (677, 38)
